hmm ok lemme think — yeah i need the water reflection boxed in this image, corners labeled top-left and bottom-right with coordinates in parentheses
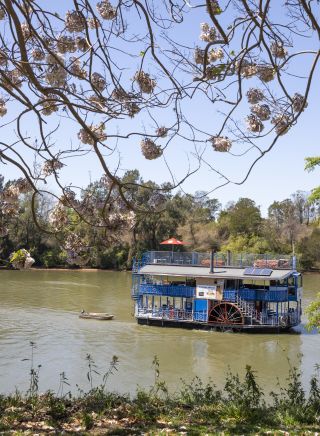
top-left (0, 270), bottom-right (319, 395)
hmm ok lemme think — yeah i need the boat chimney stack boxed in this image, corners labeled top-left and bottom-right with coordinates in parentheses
top-left (227, 250), bottom-right (231, 266)
top-left (292, 255), bottom-right (297, 271)
top-left (210, 250), bottom-right (215, 273)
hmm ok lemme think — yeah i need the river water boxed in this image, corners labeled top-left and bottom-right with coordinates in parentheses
top-left (0, 270), bottom-right (319, 396)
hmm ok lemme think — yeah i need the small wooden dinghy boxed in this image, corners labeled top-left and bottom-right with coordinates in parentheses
top-left (79, 311), bottom-right (114, 320)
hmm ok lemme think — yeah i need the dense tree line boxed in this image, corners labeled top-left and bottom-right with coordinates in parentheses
top-left (0, 172), bottom-right (319, 270)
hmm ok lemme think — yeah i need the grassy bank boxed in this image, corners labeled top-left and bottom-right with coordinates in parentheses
top-left (1, 354), bottom-right (320, 435)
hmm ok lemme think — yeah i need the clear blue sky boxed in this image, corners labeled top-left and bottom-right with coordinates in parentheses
top-left (0, 1), bottom-right (319, 217)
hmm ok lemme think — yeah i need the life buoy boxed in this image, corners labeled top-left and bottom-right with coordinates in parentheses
top-left (279, 315), bottom-right (288, 327)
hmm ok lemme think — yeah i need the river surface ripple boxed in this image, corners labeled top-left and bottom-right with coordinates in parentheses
top-left (0, 270), bottom-right (319, 395)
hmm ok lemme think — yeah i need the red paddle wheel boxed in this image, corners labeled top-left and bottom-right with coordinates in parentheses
top-left (209, 302), bottom-right (244, 325)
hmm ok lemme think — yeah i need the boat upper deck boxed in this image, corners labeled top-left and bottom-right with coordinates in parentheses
top-left (138, 264), bottom-right (294, 281)
top-left (133, 251), bottom-right (295, 277)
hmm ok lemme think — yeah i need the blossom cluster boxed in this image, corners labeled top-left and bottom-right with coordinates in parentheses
top-left (270, 41), bottom-right (287, 59)
top-left (134, 71), bottom-right (156, 94)
top-left (200, 23), bottom-right (217, 42)
top-left (42, 159), bottom-right (64, 177)
top-left (49, 203), bottom-right (68, 231)
top-left (207, 0), bottom-right (222, 14)
top-left (64, 233), bottom-right (86, 265)
top-left (271, 114), bottom-right (291, 136)
top-left (65, 10), bottom-right (86, 33)
top-left (69, 58), bottom-right (87, 79)
top-left (292, 93), bottom-right (308, 112)
top-left (60, 188), bottom-right (77, 207)
top-left (40, 95), bottom-right (59, 116)
top-left (155, 127), bottom-right (168, 137)
top-left (125, 101), bottom-right (140, 118)
top-left (141, 138), bottom-right (163, 160)
top-left (45, 54), bottom-right (67, 87)
top-left (209, 136), bottom-right (232, 152)
top-left (245, 87), bottom-right (304, 136)
top-left (78, 123), bottom-right (107, 145)
top-left (246, 114), bottom-right (264, 133)
top-left (246, 88), bottom-right (265, 104)
top-left (251, 104), bottom-right (271, 121)
top-left (194, 47), bottom-right (224, 65)
top-left (91, 72), bottom-right (107, 92)
top-left (0, 98), bottom-right (7, 117)
top-left (96, 0), bottom-right (117, 20)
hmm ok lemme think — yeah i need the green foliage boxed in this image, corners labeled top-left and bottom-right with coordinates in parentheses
top-left (270, 365), bottom-right (314, 424)
top-left (305, 156), bottom-right (320, 172)
top-left (306, 293), bottom-right (320, 331)
top-left (297, 228), bottom-right (320, 269)
top-left (39, 249), bottom-right (66, 268)
top-left (305, 156), bottom-right (320, 203)
top-left (224, 365), bottom-right (264, 412)
top-left (93, 246), bottom-right (128, 269)
top-left (221, 234), bottom-right (271, 254)
top-left (22, 341), bottom-right (42, 399)
top-left (46, 392), bottom-right (68, 421)
top-left (1, 353), bottom-right (320, 433)
top-left (82, 412), bottom-right (94, 429)
top-left (9, 249), bottom-right (28, 265)
top-left (308, 367), bottom-right (320, 416)
top-left (223, 198), bottom-right (262, 236)
top-left (179, 376), bottom-right (221, 406)
top-left (268, 199), bottom-right (296, 227)
top-left (1, 172), bottom-right (320, 272)
top-left (309, 186), bottom-right (320, 203)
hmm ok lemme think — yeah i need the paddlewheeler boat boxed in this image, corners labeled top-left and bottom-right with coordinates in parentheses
top-left (79, 311), bottom-right (114, 320)
top-left (131, 251), bottom-right (302, 333)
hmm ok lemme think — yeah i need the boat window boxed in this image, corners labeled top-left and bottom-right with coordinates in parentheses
top-left (288, 287), bottom-right (296, 296)
top-left (171, 280), bottom-right (186, 286)
top-left (242, 280), bottom-right (269, 289)
top-left (225, 279), bottom-right (236, 289)
top-left (174, 299), bottom-right (182, 309)
top-left (287, 276), bottom-right (295, 287)
top-left (297, 275), bottom-right (303, 287)
top-left (164, 277), bottom-right (187, 285)
top-left (186, 278), bottom-right (196, 287)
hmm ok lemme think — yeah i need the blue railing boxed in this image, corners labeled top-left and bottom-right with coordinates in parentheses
top-left (136, 307), bottom-right (208, 323)
top-left (132, 257), bottom-right (147, 272)
top-left (137, 251), bottom-right (293, 269)
top-left (139, 284), bottom-right (195, 298)
top-left (193, 310), bottom-right (208, 322)
top-left (238, 288), bottom-right (288, 302)
top-left (223, 288), bottom-right (289, 302)
top-left (223, 289), bottom-right (237, 301)
top-left (137, 307), bottom-right (194, 321)
top-left (259, 309), bottom-right (300, 326)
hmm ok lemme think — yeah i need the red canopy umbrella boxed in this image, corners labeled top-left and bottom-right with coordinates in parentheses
top-left (160, 238), bottom-right (189, 246)
top-left (160, 239), bottom-right (190, 258)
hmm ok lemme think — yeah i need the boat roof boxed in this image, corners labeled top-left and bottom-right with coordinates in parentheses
top-left (138, 264), bottom-right (293, 280)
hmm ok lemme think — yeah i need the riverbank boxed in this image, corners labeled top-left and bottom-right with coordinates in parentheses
top-left (0, 259), bottom-right (319, 274)
top-left (1, 364), bottom-right (320, 435)
top-left (0, 266), bottom-right (121, 272)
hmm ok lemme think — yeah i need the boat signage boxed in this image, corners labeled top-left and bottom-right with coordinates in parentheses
top-left (196, 285), bottom-right (221, 300)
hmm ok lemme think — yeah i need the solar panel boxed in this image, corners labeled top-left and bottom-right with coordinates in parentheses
top-left (244, 267), bottom-right (273, 276)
